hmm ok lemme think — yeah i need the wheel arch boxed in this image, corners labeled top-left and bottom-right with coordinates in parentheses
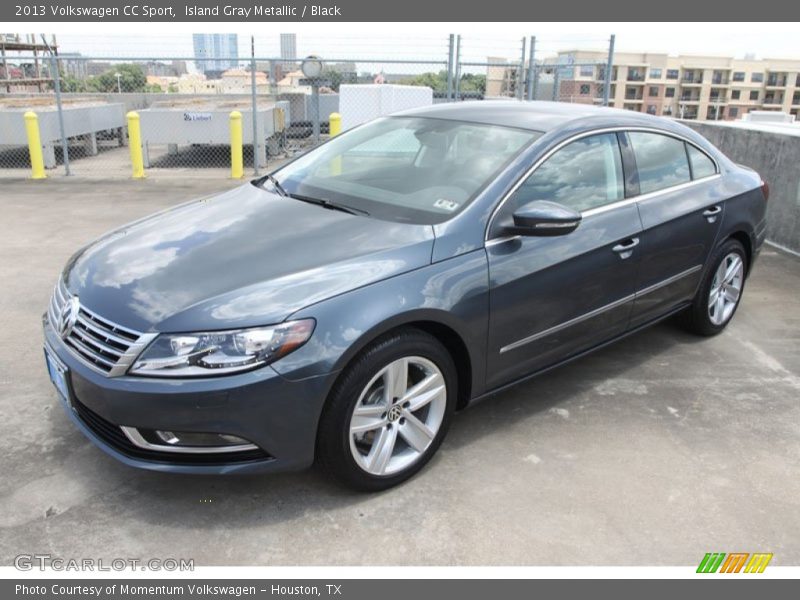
top-left (726, 230), bottom-right (753, 275)
top-left (327, 310), bottom-right (477, 412)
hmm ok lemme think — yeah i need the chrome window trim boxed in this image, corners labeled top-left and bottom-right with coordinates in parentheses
top-left (499, 264), bottom-right (704, 354)
top-left (582, 174), bottom-right (722, 218)
top-left (485, 126), bottom-right (721, 243)
top-left (120, 427), bottom-right (259, 454)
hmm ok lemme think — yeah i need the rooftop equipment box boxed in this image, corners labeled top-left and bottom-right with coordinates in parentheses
top-left (339, 84), bottom-right (433, 131)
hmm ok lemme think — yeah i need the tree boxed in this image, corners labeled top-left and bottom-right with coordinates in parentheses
top-left (399, 71), bottom-right (486, 95)
top-left (459, 73), bottom-right (486, 94)
top-left (401, 70), bottom-right (448, 92)
top-left (87, 64), bottom-right (148, 93)
top-left (59, 75), bottom-right (89, 93)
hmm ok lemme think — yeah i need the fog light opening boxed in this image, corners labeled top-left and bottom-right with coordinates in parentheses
top-left (155, 430), bottom-right (180, 445)
top-left (121, 426), bottom-right (259, 454)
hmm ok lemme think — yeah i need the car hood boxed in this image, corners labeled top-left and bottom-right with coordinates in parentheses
top-left (65, 184), bottom-right (434, 332)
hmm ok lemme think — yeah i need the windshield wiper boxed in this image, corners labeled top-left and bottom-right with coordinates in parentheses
top-left (290, 193), bottom-right (369, 216)
top-left (255, 173), bottom-right (290, 198)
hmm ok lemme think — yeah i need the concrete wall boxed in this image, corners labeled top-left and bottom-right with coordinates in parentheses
top-left (685, 121), bottom-right (800, 254)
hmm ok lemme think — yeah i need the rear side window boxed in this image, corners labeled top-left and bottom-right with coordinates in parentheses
top-left (628, 132), bottom-right (690, 194)
top-left (686, 144), bottom-right (717, 179)
top-left (507, 133), bottom-right (624, 213)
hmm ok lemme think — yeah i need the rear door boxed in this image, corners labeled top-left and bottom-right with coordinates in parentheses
top-left (625, 131), bottom-right (724, 328)
top-left (485, 132), bottom-right (643, 389)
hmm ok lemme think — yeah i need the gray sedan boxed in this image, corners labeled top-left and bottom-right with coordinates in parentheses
top-left (43, 101), bottom-right (768, 490)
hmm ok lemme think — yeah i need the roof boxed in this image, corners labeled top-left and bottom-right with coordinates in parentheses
top-left (394, 100), bottom-right (669, 133)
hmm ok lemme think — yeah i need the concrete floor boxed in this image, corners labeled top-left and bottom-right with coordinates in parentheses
top-left (1, 178), bottom-right (799, 566)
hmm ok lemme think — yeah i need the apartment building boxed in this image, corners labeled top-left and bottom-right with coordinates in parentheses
top-left (556, 50), bottom-right (800, 121)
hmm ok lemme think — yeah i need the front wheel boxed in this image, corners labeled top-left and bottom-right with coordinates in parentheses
top-left (683, 238), bottom-right (747, 336)
top-left (316, 328), bottom-right (456, 492)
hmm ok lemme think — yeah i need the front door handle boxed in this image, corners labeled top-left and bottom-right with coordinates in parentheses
top-left (612, 237), bottom-right (639, 259)
top-left (703, 205), bottom-right (722, 223)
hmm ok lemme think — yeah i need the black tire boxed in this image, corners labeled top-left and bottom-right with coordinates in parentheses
top-left (316, 327), bottom-right (457, 492)
top-left (682, 238), bottom-right (748, 336)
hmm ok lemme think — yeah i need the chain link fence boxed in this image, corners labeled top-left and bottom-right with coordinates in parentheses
top-left (0, 33), bottom-right (615, 179)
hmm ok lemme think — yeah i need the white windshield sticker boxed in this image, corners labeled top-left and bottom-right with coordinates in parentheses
top-left (433, 198), bottom-right (459, 212)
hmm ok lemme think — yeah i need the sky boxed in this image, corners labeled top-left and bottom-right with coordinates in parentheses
top-left (46, 22), bottom-right (800, 64)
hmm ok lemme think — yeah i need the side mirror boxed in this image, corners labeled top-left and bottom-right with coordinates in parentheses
top-left (508, 200), bottom-right (582, 237)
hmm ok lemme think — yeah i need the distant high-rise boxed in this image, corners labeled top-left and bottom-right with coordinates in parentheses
top-left (192, 34), bottom-right (238, 74)
top-left (280, 33), bottom-right (297, 68)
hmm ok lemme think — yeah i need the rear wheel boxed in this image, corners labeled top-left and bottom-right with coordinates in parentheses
top-left (316, 328), bottom-right (456, 492)
top-left (683, 239), bottom-right (747, 336)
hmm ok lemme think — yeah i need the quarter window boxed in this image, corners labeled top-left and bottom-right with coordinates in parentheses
top-left (507, 133), bottom-right (624, 214)
top-left (686, 144), bottom-right (717, 179)
top-left (628, 132), bottom-right (691, 194)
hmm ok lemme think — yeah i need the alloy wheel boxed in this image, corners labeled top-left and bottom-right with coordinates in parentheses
top-left (708, 252), bottom-right (744, 326)
top-left (349, 356), bottom-right (447, 476)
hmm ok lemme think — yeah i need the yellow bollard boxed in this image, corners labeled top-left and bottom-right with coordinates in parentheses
top-left (24, 111), bottom-right (46, 179)
top-left (229, 110), bottom-right (243, 179)
top-left (329, 112), bottom-right (342, 137)
top-left (329, 112), bottom-right (342, 176)
top-left (126, 111), bottom-right (145, 179)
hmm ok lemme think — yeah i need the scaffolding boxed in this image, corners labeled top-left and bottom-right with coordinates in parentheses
top-left (0, 34), bottom-right (58, 93)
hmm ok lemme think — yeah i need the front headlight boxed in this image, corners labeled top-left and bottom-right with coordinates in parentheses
top-left (129, 319), bottom-right (315, 377)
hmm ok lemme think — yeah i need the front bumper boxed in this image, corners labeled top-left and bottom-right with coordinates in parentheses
top-left (43, 318), bottom-right (335, 474)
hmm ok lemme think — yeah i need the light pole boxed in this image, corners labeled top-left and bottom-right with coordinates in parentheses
top-left (115, 72), bottom-right (122, 94)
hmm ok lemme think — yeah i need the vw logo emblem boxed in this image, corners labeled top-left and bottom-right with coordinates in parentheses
top-left (59, 297), bottom-right (80, 339)
top-left (387, 404), bottom-right (403, 422)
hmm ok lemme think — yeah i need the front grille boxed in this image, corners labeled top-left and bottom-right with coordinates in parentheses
top-left (48, 278), bottom-right (148, 376)
top-left (71, 396), bottom-right (272, 465)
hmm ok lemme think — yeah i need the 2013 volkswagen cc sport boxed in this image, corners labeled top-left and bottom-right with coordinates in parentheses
top-left (44, 102), bottom-right (768, 491)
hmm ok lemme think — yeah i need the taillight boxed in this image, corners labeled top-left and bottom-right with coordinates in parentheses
top-left (761, 181), bottom-right (770, 202)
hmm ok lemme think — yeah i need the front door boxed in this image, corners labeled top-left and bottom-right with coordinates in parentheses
top-left (485, 132), bottom-right (643, 389)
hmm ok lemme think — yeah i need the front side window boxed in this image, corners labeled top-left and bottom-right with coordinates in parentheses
top-left (628, 132), bottom-right (691, 194)
top-left (506, 133), bottom-right (624, 214)
top-left (273, 117), bottom-right (538, 224)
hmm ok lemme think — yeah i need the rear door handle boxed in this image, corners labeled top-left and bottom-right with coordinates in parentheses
top-left (703, 205), bottom-right (722, 222)
top-left (612, 237), bottom-right (639, 259)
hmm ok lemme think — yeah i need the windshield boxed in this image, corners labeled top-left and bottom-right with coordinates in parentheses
top-left (271, 116), bottom-right (540, 224)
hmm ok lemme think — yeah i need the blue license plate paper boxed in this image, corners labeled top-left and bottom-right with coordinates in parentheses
top-left (45, 347), bottom-right (70, 404)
